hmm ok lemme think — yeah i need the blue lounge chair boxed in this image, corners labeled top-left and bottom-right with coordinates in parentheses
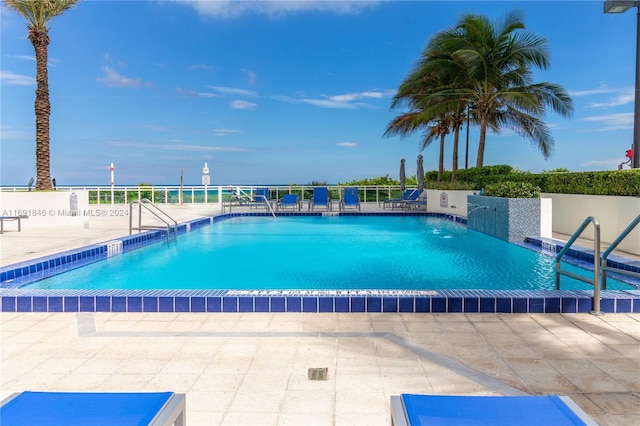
top-left (249, 187), bottom-right (271, 210)
top-left (390, 394), bottom-right (596, 426)
top-left (340, 187), bottom-right (360, 211)
top-left (0, 391), bottom-right (186, 426)
top-left (278, 193), bottom-right (301, 211)
top-left (309, 187), bottom-right (330, 211)
top-left (383, 189), bottom-right (419, 210)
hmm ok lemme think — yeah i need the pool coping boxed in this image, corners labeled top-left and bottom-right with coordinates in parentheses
top-left (2, 212), bottom-right (639, 314)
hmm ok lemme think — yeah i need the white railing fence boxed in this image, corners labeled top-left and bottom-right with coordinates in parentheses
top-left (0, 185), bottom-right (409, 205)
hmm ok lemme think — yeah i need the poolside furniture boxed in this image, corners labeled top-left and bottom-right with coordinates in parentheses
top-left (383, 189), bottom-right (419, 210)
top-left (278, 193), bottom-right (301, 211)
top-left (340, 187), bottom-right (360, 211)
top-left (249, 187), bottom-right (271, 210)
top-left (390, 394), bottom-right (597, 426)
top-left (0, 391), bottom-right (186, 426)
top-left (309, 187), bottom-right (331, 211)
top-left (404, 193), bottom-right (427, 210)
top-left (0, 216), bottom-right (23, 234)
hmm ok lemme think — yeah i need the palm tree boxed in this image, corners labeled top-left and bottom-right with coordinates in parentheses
top-left (424, 10), bottom-right (574, 167)
top-left (385, 56), bottom-right (457, 182)
top-left (5, 0), bottom-right (78, 190)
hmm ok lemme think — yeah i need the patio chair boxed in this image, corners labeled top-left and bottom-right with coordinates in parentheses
top-left (0, 391), bottom-right (186, 426)
top-left (390, 394), bottom-right (596, 426)
top-left (383, 189), bottom-right (419, 210)
top-left (309, 187), bottom-right (331, 211)
top-left (404, 192), bottom-right (426, 210)
top-left (249, 187), bottom-right (271, 210)
top-left (0, 216), bottom-right (23, 234)
top-left (340, 187), bottom-right (360, 211)
top-left (278, 193), bottom-right (301, 211)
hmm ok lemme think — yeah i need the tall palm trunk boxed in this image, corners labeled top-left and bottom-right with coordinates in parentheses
top-left (476, 116), bottom-right (488, 168)
top-left (437, 133), bottom-right (445, 182)
top-left (31, 28), bottom-right (52, 190)
top-left (451, 125), bottom-right (460, 182)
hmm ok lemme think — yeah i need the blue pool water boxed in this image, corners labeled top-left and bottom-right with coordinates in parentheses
top-left (24, 216), bottom-right (634, 291)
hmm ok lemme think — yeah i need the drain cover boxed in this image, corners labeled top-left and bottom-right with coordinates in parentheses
top-left (308, 367), bottom-right (328, 380)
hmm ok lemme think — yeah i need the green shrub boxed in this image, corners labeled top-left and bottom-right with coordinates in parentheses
top-left (483, 181), bottom-right (541, 198)
top-left (424, 180), bottom-right (476, 190)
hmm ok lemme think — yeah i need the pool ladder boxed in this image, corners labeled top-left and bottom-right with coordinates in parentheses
top-left (129, 199), bottom-right (178, 242)
top-left (555, 214), bottom-right (640, 315)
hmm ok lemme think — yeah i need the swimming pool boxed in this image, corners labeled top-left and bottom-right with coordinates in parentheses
top-left (19, 216), bottom-right (636, 292)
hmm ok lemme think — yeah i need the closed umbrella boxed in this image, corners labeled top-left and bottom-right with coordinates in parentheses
top-left (399, 158), bottom-right (406, 192)
top-left (417, 154), bottom-right (424, 194)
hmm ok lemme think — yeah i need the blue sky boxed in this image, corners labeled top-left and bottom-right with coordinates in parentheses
top-left (0, 0), bottom-right (636, 186)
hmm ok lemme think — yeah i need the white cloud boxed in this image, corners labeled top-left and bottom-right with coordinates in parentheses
top-left (244, 69), bottom-right (257, 86)
top-left (581, 159), bottom-right (627, 169)
top-left (302, 98), bottom-right (356, 109)
top-left (273, 89), bottom-right (389, 109)
top-left (206, 86), bottom-right (257, 96)
top-left (231, 100), bottom-right (257, 110)
top-left (587, 88), bottom-right (634, 108)
top-left (9, 55), bottom-right (35, 62)
top-left (177, 0), bottom-right (379, 19)
top-left (337, 142), bottom-right (357, 147)
top-left (0, 70), bottom-right (35, 86)
top-left (214, 128), bottom-right (242, 137)
top-left (175, 87), bottom-right (199, 97)
top-left (582, 112), bottom-right (633, 130)
top-left (109, 140), bottom-right (249, 152)
top-left (96, 67), bottom-right (143, 88)
top-left (569, 84), bottom-right (615, 97)
top-left (330, 91), bottom-right (384, 102)
top-left (0, 125), bottom-right (30, 140)
top-left (190, 64), bottom-right (214, 71)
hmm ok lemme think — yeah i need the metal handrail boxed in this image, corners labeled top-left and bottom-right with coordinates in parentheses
top-left (555, 216), bottom-right (602, 315)
top-left (129, 199), bottom-right (178, 242)
top-left (256, 195), bottom-right (277, 219)
top-left (602, 214), bottom-right (640, 289)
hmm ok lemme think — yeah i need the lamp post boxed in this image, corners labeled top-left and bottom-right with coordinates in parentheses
top-left (179, 168), bottom-right (187, 205)
top-left (604, 1), bottom-right (640, 168)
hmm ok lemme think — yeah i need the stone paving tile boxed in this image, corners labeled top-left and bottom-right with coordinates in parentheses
top-left (2, 312), bottom-right (639, 426)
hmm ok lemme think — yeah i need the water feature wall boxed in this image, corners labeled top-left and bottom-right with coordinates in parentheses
top-left (467, 195), bottom-right (551, 242)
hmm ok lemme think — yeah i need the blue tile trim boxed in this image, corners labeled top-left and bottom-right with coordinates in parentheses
top-left (2, 212), bottom-right (639, 314)
top-left (287, 297), bottom-right (301, 312)
top-left (0, 290), bottom-right (638, 313)
top-left (80, 296), bottom-right (95, 312)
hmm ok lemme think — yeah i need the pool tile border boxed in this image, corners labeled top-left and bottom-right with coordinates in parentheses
top-left (2, 212), bottom-right (639, 314)
top-left (2, 289), bottom-right (639, 314)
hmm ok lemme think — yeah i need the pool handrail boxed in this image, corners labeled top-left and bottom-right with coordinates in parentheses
top-left (555, 216), bottom-right (602, 315)
top-left (129, 199), bottom-right (178, 242)
top-left (601, 214), bottom-right (640, 289)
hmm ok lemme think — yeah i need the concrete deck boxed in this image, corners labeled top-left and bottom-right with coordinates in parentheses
top-left (1, 203), bottom-right (639, 425)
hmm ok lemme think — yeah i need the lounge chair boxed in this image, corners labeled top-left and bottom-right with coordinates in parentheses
top-left (0, 391), bottom-right (186, 426)
top-left (390, 394), bottom-right (597, 426)
top-left (278, 193), bottom-right (301, 211)
top-left (404, 192), bottom-right (427, 210)
top-left (383, 189), bottom-right (419, 210)
top-left (249, 187), bottom-right (271, 210)
top-left (309, 187), bottom-right (331, 211)
top-left (0, 216), bottom-right (23, 234)
top-left (340, 187), bottom-right (360, 211)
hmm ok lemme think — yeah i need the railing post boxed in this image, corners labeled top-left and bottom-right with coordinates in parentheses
top-left (592, 223), bottom-right (602, 315)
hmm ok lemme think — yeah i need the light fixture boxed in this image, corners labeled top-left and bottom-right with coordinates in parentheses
top-left (604, 1), bottom-right (637, 13)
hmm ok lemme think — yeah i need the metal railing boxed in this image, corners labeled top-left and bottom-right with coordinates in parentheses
top-left (0, 185), bottom-right (413, 206)
top-left (555, 216), bottom-right (602, 315)
top-left (602, 214), bottom-right (640, 289)
top-left (129, 199), bottom-right (178, 242)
